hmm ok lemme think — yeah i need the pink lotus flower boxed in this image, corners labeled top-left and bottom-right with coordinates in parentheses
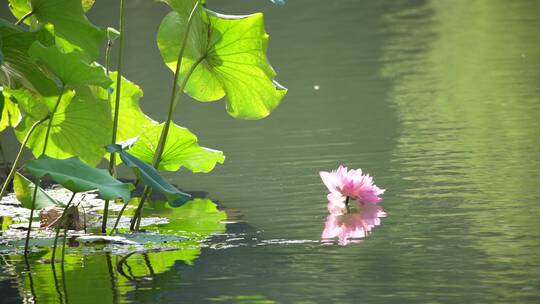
top-left (320, 165), bottom-right (385, 214)
top-left (322, 202), bottom-right (386, 246)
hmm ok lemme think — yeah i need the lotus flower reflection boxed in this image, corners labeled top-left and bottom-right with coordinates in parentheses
top-left (320, 165), bottom-right (386, 245)
top-left (322, 202), bottom-right (386, 245)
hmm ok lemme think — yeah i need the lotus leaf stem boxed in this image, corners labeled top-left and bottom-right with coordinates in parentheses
top-left (130, 0), bottom-right (202, 231)
top-left (24, 86), bottom-right (66, 254)
top-left (103, 0), bottom-right (127, 234)
top-left (0, 115), bottom-right (50, 200)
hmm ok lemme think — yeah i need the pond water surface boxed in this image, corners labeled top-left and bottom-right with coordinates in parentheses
top-left (1, 0), bottom-right (540, 303)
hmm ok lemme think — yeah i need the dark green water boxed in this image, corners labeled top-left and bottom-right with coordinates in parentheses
top-left (2, 0), bottom-right (540, 303)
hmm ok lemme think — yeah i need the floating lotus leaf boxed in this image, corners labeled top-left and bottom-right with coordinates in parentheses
top-left (25, 155), bottom-right (133, 202)
top-left (13, 172), bottom-right (61, 210)
top-left (28, 42), bottom-right (111, 88)
top-left (128, 123), bottom-right (224, 173)
top-left (12, 87), bottom-right (112, 165)
top-left (158, 0), bottom-right (287, 119)
top-left (106, 144), bottom-right (191, 207)
top-left (144, 199), bottom-right (226, 238)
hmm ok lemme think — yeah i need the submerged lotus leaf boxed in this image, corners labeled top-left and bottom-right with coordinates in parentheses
top-left (0, 90), bottom-right (22, 132)
top-left (97, 72), bottom-right (156, 142)
top-left (14, 0), bottom-right (106, 60)
top-left (0, 19), bottom-right (58, 96)
top-left (28, 42), bottom-right (111, 88)
top-left (106, 144), bottom-right (191, 207)
top-left (13, 172), bottom-right (61, 210)
top-left (12, 87), bottom-right (112, 165)
top-left (158, 0), bottom-right (287, 119)
top-left (25, 155), bottom-right (133, 202)
top-left (128, 123), bottom-right (224, 173)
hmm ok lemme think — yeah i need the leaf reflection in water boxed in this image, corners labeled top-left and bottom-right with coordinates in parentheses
top-left (322, 202), bottom-right (386, 246)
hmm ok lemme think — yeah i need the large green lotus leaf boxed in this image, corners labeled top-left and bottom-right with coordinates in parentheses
top-left (128, 123), bottom-right (224, 173)
top-left (157, 2), bottom-right (287, 119)
top-left (0, 19), bottom-right (58, 96)
top-left (28, 0), bottom-right (105, 60)
top-left (8, 0), bottom-right (94, 26)
top-left (144, 199), bottom-right (226, 238)
top-left (28, 42), bottom-right (111, 88)
top-left (25, 155), bottom-right (133, 202)
top-left (106, 144), bottom-right (191, 207)
top-left (13, 172), bottom-right (61, 209)
top-left (12, 87), bottom-right (112, 165)
top-left (96, 71), bottom-right (156, 142)
top-left (0, 90), bottom-right (22, 132)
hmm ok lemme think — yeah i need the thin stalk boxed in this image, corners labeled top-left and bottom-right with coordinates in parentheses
top-left (131, 0), bottom-right (202, 230)
top-left (109, 201), bottom-right (127, 235)
top-left (0, 115), bottom-right (50, 200)
top-left (345, 196), bottom-right (350, 214)
top-left (0, 141), bottom-right (10, 177)
top-left (130, 56), bottom-right (204, 230)
top-left (15, 10), bottom-right (34, 26)
top-left (152, 0), bottom-right (202, 169)
top-left (130, 186), bottom-right (150, 231)
top-left (103, 0), bottom-right (127, 234)
top-left (110, 180), bottom-right (140, 235)
top-left (24, 86), bottom-right (65, 254)
top-left (51, 192), bottom-right (76, 265)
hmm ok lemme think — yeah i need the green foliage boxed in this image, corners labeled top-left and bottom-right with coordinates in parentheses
top-left (106, 144), bottom-right (191, 207)
top-left (10, 0), bottom-right (106, 60)
top-left (13, 172), bottom-right (61, 209)
top-left (129, 122), bottom-right (225, 173)
top-left (12, 88), bottom-right (112, 165)
top-left (7, 0), bottom-right (34, 26)
top-left (0, 19), bottom-right (58, 96)
top-left (158, 0), bottom-right (287, 119)
top-left (25, 155), bottom-right (133, 202)
top-left (97, 72), bottom-right (155, 143)
top-left (28, 42), bottom-right (111, 88)
top-left (0, 90), bottom-right (22, 132)
top-left (2, 0), bottom-right (285, 243)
